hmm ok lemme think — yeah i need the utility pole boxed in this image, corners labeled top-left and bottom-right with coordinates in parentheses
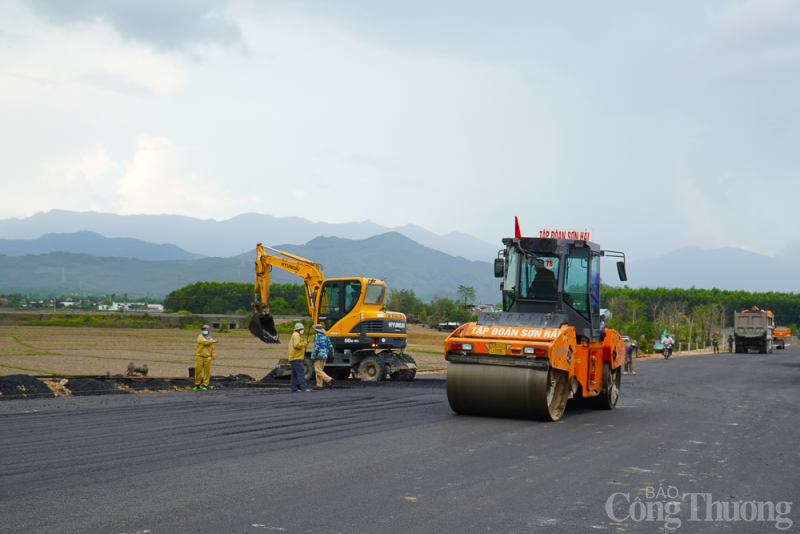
top-left (178, 273), bottom-right (181, 288)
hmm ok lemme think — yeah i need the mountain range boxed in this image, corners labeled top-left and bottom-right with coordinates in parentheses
top-left (2, 211), bottom-right (800, 297)
top-left (628, 246), bottom-right (800, 293)
top-left (0, 231), bottom-right (203, 261)
top-left (0, 232), bottom-right (499, 302)
top-left (0, 210), bottom-right (499, 262)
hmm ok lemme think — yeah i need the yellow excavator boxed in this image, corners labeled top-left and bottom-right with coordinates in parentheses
top-left (249, 244), bottom-right (417, 382)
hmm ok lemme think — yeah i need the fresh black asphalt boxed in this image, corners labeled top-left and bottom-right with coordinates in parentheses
top-left (1, 348), bottom-right (798, 533)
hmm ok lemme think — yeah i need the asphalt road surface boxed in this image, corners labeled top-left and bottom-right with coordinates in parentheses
top-left (1, 348), bottom-right (798, 533)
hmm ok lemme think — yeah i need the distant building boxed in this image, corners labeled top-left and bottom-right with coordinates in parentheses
top-left (147, 304), bottom-right (164, 312)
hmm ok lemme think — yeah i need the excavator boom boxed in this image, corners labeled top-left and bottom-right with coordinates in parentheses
top-left (250, 243), bottom-right (325, 344)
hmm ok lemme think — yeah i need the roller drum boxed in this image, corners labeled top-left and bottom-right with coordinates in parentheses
top-left (446, 362), bottom-right (568, 421)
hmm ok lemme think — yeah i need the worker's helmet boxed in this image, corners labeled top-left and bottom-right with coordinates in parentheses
top-left (631, 340), bottom-right (637, 346)
top-left (294, 322), bottom-right (304, 331)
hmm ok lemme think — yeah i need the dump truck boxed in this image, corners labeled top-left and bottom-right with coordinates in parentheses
top-left (249, 244), bottom-right (416, 382)
top-left (773, 327), bottom-right (790, 349)
top-left (444, 234), bottom-right (628, 421)
top-left (733, 306), bottom-right (775, 353)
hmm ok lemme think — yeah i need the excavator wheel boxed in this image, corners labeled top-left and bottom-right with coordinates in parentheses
top-left (594, 362), bottom-right (620, 410)
top-left (302, 357), bottom-right (315, 383)
top-left (446, 363), bottom-right (569, 421)
top-left (359, 356), bottom-right (387, 382)
top-left (248, 313), bottom-right (280, 344)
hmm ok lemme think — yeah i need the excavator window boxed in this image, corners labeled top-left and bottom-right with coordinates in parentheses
top-left (343, 280), bottom-right (362, 313)
top-left (363, 284), bottom-right (386, 306)
top-left (320, 284), bottom-right (341, 315)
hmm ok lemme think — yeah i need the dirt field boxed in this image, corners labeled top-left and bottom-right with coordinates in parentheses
top-left (0, 324), bottom-right (449, 378)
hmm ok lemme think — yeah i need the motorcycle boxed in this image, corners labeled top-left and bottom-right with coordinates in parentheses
top-left (663, 343), bottom-right (672, 359)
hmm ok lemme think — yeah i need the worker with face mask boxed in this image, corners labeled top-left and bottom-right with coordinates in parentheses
top-left (194, 324), bottom-right (218, 391)
top-left (288, 323), bottom-right (310, 392)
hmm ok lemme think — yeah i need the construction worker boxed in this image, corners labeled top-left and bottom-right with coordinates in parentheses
top-left (529, 264), bottom-right (557, 300)
top-left (310, 324), bottom-right (334, 390)
top-left (623, 341), bottom-right (637, 375)
top-left (288, 322), bottom-right (309, 392)
top-left (194, 324), bottom-right (218, 391)
top-left (712, 333), bottom-right (720, 353)
top-left (727, 334), bottom-right (734, 352)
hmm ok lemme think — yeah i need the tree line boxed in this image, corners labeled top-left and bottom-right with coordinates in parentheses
top-left (163, 282), bottom-right (308, 315)
top-left (602, 286), bottom-right (800, 352)
top-left (161, 282), bottom-right (480, 323)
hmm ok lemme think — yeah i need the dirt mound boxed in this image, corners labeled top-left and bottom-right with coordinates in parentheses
top-left (0, 375), bottom-right (55, 400)
top-left (259, 370), bottom-right (288, 384)
top-left (66, 378), bottom-right (128, 396)
top-left (125, 379), bottom-right (174, 391)
top-left (208, 374), bottom-right (256, 389)
top-left (233, 374), bottom-right (255, 382)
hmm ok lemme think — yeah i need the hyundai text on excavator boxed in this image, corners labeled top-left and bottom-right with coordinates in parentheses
top-left (249, 244), bottom-right (417, 382)
top-left (444, 233), bottom-right (628, 421)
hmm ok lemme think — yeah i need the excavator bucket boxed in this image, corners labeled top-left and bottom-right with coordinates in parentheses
top-left (248, 313), bottom-right (280, 344)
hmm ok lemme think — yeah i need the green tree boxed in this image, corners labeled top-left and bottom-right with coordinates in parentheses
top-left (204, 296), bottom-right (228, 314)
top-left (387, 288), bottom-right (425, 317)
top-left (269, 297), bottom-right (288, 315)
top-left (457, 285), bottom-right (476, 306)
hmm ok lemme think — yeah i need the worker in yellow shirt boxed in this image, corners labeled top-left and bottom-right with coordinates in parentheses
top-left (194, 324), bottom-right (218, 391)
top-left (288, 322), bottom-right (309, 392)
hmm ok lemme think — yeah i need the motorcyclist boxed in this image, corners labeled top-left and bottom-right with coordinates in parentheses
top-left (662, 333), bottom-right (675, 359)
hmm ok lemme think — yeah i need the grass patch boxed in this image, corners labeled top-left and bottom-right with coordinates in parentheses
top-left (0, 363), bottom-right (63, 374)
top-left (26, 314), bottom-right (166, 329)
top-left (275, 318), bottom-right (313, 334)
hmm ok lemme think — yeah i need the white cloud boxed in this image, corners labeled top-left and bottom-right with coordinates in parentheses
top-left (115, 133), bottom-right (230, 215)
top-left (2, 0), bottom-right (800, 261)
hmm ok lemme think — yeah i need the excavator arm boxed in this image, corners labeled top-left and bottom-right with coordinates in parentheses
top-left (249, 243), bottom-right (325, 344)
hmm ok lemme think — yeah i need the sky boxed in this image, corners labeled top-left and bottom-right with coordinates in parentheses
top-left (0, 0), bottom-right (798, 260)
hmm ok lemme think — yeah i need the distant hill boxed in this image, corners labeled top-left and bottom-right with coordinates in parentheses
top-left (627, 246), bottom-right (800, 293)
top-left (0, 231), bottom-right (203, 261)
top-left (775, 239), bottom-right (800, 266)
top-left (272, 232), bottom-right (497, 302)
top-left (0, 232), bottom-right (498, 301)
top-left (0, 210), bottom-right (497, 262)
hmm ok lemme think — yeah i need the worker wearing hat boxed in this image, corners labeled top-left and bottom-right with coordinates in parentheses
top-left (194, 324), bottom-right (218, 390)
top-left (623, 340), bottom-right (637, 375)
top-left (288, 322), bottom-right (310, 392)
top-left (310, 324), bottom-right (334, 390)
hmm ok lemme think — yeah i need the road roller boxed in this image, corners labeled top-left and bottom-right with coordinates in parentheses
top-left (445, 235), bottom-right (628, 421)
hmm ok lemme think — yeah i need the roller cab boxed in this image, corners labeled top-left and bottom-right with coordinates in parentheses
top-left (445, 236), bottom-right (627, 421)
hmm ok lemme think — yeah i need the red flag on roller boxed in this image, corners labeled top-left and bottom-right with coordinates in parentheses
top-left (514, 216), bottom-right (521, 238)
